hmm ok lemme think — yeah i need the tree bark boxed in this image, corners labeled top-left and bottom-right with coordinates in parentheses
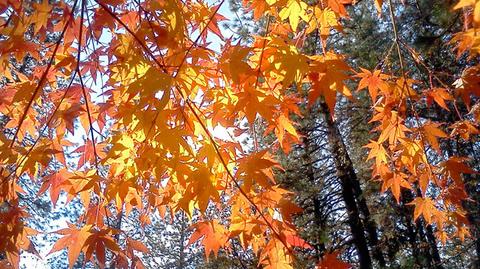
top-left (319, 100), bottom-right (373, 269)
top-left (425, 223), bottom-right (443, 268)
top-left (302, 134), bottom-right (327, 258)
top-left (414, 188), bottom-right (443, 269)
top-left (351, 177), bottom-right (387, 267)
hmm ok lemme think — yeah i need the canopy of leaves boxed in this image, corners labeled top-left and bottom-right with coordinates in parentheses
top-left (0, 0), bottom-right (479, 268)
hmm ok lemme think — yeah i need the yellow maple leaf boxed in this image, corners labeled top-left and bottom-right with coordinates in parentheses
top-left (275, 114), bottom-right (299, 152)
top-left (364, 140), bottom-right (388, 167)
top-left (279, 0), bottom-right (309, 31)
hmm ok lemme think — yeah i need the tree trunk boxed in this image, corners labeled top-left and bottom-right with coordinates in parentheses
top-left (425, 223), bottom-right (443, 268)
top-left (319, 100), bottom-right (373, 269)
top-left (351, 177), bottom-right (386, 267)
top-left (414, 188), bottom-right (443, 268)
top-left (302, 134), bottom-right (326, 258)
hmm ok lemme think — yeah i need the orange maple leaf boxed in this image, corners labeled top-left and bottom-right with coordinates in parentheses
top-left (381, 172), bottom-right (412, 203)
top-left (355, 68), bottom-right (389, 101)
top-left (49, 224), bottom-right (93, 268)
top-left (317, 251), bottom-right (351, 269)
top-left (426, 88), bottom-right (453, 111)
top-left (420, 121), bottom-right (448, 152)
top-left (408, 197), bottom-right (438, 224)
top-left (188, 220), bottom-right (230, 258)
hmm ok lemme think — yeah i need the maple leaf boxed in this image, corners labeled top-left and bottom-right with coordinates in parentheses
top-left (436, 230), bottom-right (449, 245)
top-left (278, 197), bottom-right (303, 223)
top-left (381, 172), bottom-right (412, 202)
top-left (317, 251), bottom-right (351, 269)
top-left (273, 114), bottom-right (300, 152)
top-left (439, 157), bottom-right (475, 186)
top-left (364, 140), bottom-right (388, 167)
top-left (49, 224), bottom-right (93, 268)
top-left (219, 44), bottom-right (255, 86)
top-left (229, 210), bottom-right (264, 250)
top-left (326, 0), bottom-right (353, 17)
top-left (32, 0), bottom-right (52, 34)
top-left (305, 7), bottom-right (342, 36)
top-left (181, 166), bottom-right (220, 213)
top-left (73, 140), bottom-right (101, 169)
top-left (377, 117), bottom-right (409, 145)
top-left (190, 3), bottom-right (226, 41)
top-left (398, 138), bottom-right (428, 173)
top-left (453, 65), bottom-right (480, 107)
top-left (103, 134), bottom-right (136, 168)
top-left (449, 120), bottom-right (480, 140)
top-left (409, 197), bottom-right (438, 224)
top-left (243, 0), bottom-right (270, 20)
top-left (0, 206), bottom-right (39, 269)
top-left (38, 169), bottom-right (72, 207)
top-left (282, 231), bottom-right (313, 249)
top-left (457, 225), bottom-right (471, 242)
top-left (308, 53), bottom-right (352, 114)
top-left (236, 150), bottom-right (280, 191)
top-left (84, 229), bottom-right (120, 268)
top-left (373, 0), bottom-right (383, 13)
top-left (264, 37), bottom-right (309, 87)
top-left (420, 121), bottom-right (448, 152)
top-left (418, 172), bottom-right (433, 196)
top-left (279, 0), bottom-right (309, 31)
top-left (188, 220), bottom-right (230, 258)
top-left (450, 28), bottom-right (480, 57)
top-left (126, 238), bottom-right (149, 253)
top-left (260, 238), bottom-right (294, 269)
top-left (17, 144), bottom-right (61, 178)
top-left (234, 87), bottom-right (269, 124)
top-left (355, 68), bottom-right (389, 101)
top-left (470, 103), bottom-right (480, 123)
top-left (426, 88), bottom-right (453, 111)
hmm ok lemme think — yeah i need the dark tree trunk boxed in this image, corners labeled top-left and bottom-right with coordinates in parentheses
top-left (414, 188), bottom-right (443, 269)
top-left (398, 190), bottom-right (423, 267)
top-left (416, 218), bottom-right (435, 268)
top-left (302, 134), bottom-right (327, 258)
top-left (425, 223), bottom-right (443, 268)
top-left (351, 177), bottom-right (387, 267)
top-left (401, 189), bottom-right (443, 269)
top-left (405, 213), bottom-right (422, 266)
top-left (319, 100), bottom-right (373, 269)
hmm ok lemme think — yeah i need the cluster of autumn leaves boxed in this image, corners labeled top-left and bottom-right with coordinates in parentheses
top-left (363, 0), bottom-right (480, 245)
top-left (0, 0), bottom-right (479, 268)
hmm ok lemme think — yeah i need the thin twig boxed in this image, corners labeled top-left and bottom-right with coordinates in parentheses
top-left (77, 0), bottom-right (100, 170)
